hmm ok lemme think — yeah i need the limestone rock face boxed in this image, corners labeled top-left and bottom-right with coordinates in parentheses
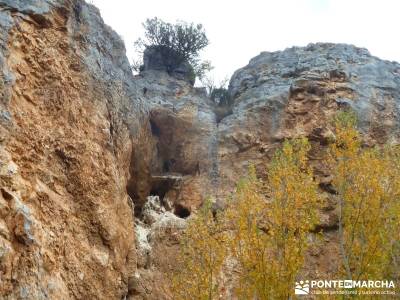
top-left (0, 0), bottom-right (150, 298)
top-left (128, 71), bottom-right (219, 299)
top-left (220, 43), bottom-right (400, 190)
top-left (219, 43), bottom-right (400, 278)
top-left (133, 196), bottom-right (186, 298)
top-left (0, 0), bottom-right (216, 297)
top-left (134, 70), bottom-right (218, 213)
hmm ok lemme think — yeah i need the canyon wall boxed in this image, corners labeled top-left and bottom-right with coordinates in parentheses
top-left (0, 0), bottom-right (149, 298)
top-left (221, 43), bottom-right (400, 189)
top-left (0, 1), bottom-right (217, 298)
top-left (218, 42), bottom-right (400, 282)
top-left (0, 0), bottom-right (400, 299)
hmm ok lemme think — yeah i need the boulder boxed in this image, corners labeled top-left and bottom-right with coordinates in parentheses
top-left (143, 46), bottom-right (195, 85)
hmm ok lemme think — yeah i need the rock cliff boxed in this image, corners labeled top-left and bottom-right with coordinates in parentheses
top-left (0, 0), bottom-right (400, 299)
top-left (221, 43), bottom-right (400, 191)
top-left (218, 43), bottom-right (400, 283)
top-left (0, 0), bottom-right (147, 298)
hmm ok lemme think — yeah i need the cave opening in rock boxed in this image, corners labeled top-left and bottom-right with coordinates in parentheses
top-left (174, 204), bottom-right (190, 218)
top-left (162, 158), bottom-right (177, 172)
top-left (149, 180), bottom-right (171, 200)
top-left (150, 119), bottom-right (161, 137)
top-left (150, 174), bottom-right (182, 197)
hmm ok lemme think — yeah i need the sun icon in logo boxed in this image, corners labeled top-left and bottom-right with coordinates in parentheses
top-left (295, 280), bottom-right (310, 295)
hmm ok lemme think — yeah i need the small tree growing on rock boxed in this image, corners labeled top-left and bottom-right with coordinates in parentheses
top-left (134, 17), bottom-right (212, 80)
top-left (201, 76), bottom-right (231, 106)
top-left (201, 76), bottom-right (233, 122)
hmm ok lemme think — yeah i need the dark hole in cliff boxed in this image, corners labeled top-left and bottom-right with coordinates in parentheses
top-left (162, 159), bottom-right (176, 172)
top-left (1, 188), bottom-right (13, 201)
top-left (132, 199), bottom-right (142, 218)
top-left (149, 174), bottom-right (180, 199)
top-left (150, 119), bottom-right (161, 136)
top-left (125, 176), bottom-right (143, 217)
top-left (174, 204), bottom-right (190, 218)
top-left (149, 182), bottom-right (170, 200)
top-left (163, 161), bottom-right (170, 172)
top-left (126, 145), bottom-right (153, 217)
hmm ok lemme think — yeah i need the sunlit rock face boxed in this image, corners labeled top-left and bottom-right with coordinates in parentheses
top-left (0, 0), bottom-right (149, 298)
top-left (1, 0), bottom-right (400, 298)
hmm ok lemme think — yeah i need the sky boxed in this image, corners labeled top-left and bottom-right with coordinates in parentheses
top-left (89, 0), bottom-right (400, 83)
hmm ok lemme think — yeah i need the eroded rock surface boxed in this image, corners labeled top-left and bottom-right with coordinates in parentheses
top-left (0, 0), bottom-right (150, 298)
top-left (219, 42), bottom-right (400, 279)
top-left (133, 196), bottom-right (186, 298)
top-left (1, 0), bottom-right (400, 298)
top-left (221, 43), bottom-right (400, 191)
top-left (133, 70), bottom-right (219, 214)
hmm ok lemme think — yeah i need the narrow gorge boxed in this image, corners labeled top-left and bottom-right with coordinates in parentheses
top-left (0, 0), bottom-right (399, 299)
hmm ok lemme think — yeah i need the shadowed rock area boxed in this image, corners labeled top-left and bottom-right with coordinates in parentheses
top-left (143, 47), bottom-right (194, 84)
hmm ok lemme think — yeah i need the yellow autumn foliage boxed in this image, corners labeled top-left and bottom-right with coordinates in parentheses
top-left (171, 199), bottom-right (227, 300)
top-left (223, 138), bottom-right (320, 299)
top-left (172, 139), bottom-right (319, 299)
top-left (331, 112), bottom-right (400, 287)
top-left (172, 112), bottom-right (400, 299)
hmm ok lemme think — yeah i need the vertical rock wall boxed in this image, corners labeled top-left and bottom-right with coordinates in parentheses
top-left (1, 1), bottom-right (400, 299)
top-left (219, 43), bottom-right (400, 278)
top-left (0, 1), bottom-right (151, 298)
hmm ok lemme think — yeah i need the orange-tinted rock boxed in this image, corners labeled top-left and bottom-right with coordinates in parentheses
top-left (0, 1), bottom-right (147, 298)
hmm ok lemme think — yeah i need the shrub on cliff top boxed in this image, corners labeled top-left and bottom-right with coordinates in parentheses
top-left (134, 17), bottom-right (211, 79)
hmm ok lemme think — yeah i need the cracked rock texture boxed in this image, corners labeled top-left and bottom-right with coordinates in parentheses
top-left (221, 43), bottom-right (400, 191)
top-left (133, 70), bottom-right (219, 213)
top-left (0, 0), bottom-right (149, 298)
top-left (1, 0), bottom-right (400, 299)
top-left (219, 42), bottom-right (400, 280)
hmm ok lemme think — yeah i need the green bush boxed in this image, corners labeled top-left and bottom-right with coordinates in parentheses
top-left (134, 18), bottom-right (211, 79)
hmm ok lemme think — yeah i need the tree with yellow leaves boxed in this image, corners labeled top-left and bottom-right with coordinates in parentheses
top-left (171, 199), bottom-right (227, 300)
top-left (330, 112), bottom-right (400, 284)
top-left (225, 138), bottom-right (320, 299)
top-left (172, 115), bottom-right (400, 298)
top-left (223, 166), bottom-right (269, 299)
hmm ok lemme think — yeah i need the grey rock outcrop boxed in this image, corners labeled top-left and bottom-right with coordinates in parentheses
top-left (217, 43), bottom-right (400, 281)
top-left (133, 70), bottom-right (218, 210)
top-left (219, 43), bottom-right (400, 189)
